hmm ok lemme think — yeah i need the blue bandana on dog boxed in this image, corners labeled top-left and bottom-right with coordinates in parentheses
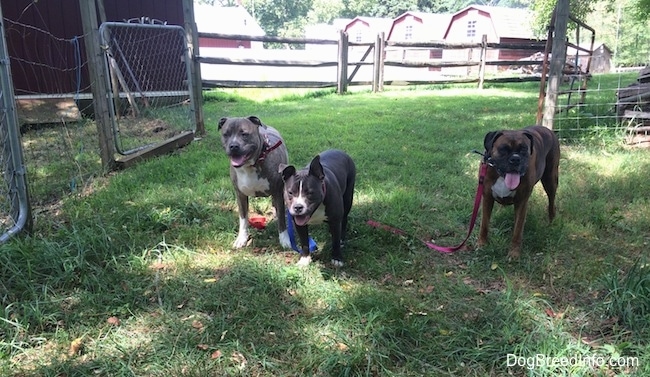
top-left (286, 210), bottom-right (317, 253)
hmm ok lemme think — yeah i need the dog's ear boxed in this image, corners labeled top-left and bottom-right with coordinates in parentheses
top-left (218, 117), bottom-right (228, 130)
top-left (523, 131), bottom-right (534, 155)
top-left (280, 164), bottom-right (295, 182)
top-left (308, 155), bottom-right (325, 180)
top-left (483, 131), bottom-right (503, 153)
top-left (247, 116), bottom-right (267, 129)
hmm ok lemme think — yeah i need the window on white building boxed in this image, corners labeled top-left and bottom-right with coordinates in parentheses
top-left (405, 25), bottom-right (413, 40)
top-left (467, 20), bottom-right (476, 38)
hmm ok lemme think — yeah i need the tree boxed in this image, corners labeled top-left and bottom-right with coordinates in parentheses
top-left (531, 0), bottom-right (649, 66)
top-left (240, 0), bottom-right (313, 39)
top-left (307, 0), bottom-right (345, 24)
top-left (592, 0), bottom-right (650, 66)
top-left (620, 0), bottom-right (650, 19)
top-left (529, 0), bottom-right (597, 35)
top-left (341, 0), bottom-right (418, 18)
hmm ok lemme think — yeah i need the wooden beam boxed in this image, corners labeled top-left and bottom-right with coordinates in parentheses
top-left (197, 56), bottom-right (337, 67)
top-left (623, 110), bottom-right (650, 120)
top-left (182, 0), bottom-right (205, 135)
top-left (542, 0), bottom-right (569, 129)
top-left (115, 131), bottom-right (195, 169)
top-left (337, 30), bottom-right (348, 94)
top-left (198, 32), bottom-right (338, 45)
top-left (79, 0), bottom-right (116, 170)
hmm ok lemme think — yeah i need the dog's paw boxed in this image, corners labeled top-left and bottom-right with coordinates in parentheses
top-left (507, 247), bottom-right (521, 261)
top-left (233, 233), bottom-right (249, 248)
top-left (296, 255), bottom-right (312, 267)
top-left (278, 230), bottom-right (292, 249)
top-left (331, 259), bottom-right (344, 268)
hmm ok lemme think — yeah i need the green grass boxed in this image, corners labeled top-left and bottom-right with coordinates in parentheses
top-left (2, 73), bottom-right (649, 376)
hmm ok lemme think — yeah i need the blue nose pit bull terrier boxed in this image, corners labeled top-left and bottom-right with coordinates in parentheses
top-left (279, 150), bottom-right (356, 267)
top-left (218, 116), bottom-right (292, 250)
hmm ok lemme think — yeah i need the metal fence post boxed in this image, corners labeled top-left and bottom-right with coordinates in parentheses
top-left (0, 4), bottom-right (32, 242)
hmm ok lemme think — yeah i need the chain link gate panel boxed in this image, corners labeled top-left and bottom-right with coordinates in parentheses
top-left (0, 8), bottom-right (32, 243)
top-left (99, 21), bottom-right (196, 156)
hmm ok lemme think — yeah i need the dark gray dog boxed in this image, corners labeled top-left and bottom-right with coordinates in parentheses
top-left (279, 150), bottom-right (356, 267)
top-left (218, 116), bottom-right (291, 249)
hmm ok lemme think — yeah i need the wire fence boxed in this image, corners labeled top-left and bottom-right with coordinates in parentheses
top-left (551, 70), bottom-right (648, 144)
top-left (5, 16), bottom-right (103, 213)
top-left (99, 21), bottom-right (196, 156)
top-left (0, 5), bottom-right (31, 242)
top-left (3, 11), bottom-right (198, 219)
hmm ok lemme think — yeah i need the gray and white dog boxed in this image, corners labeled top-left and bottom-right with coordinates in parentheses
top-left (279, 149), bottom-right (356, 267)
top-left (218, 116), bottom-right (291, 249)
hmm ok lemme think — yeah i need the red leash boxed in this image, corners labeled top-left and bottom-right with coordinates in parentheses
top-left (367, 161), bottom-right (487, 253)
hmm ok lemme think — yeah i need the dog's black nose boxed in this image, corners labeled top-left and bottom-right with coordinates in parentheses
top-left (509, 154), bottom-right (520, 165)
top-left (229, 144), bottom-right (241, 153)
top-left (293, 204), bottom-right (304, 214)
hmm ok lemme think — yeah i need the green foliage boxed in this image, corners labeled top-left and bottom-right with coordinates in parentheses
top-left (307, 0), bottom-right (345, 24)
top-left (240, 0), bottom-right (313, 41)
top-left (530, 0), bottom-right (598, 36)
top-left (635, 0), bottom-right (650, 18)
top-left (602, 258), bottom-right (650, 335)
top-left (587, 0), bottom-right (650, 66)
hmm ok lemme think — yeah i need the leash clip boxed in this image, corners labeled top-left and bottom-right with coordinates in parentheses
top-left (472, 149), bottom-right (494, 167)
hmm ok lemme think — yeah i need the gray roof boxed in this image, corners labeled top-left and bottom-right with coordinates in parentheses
top-left (464, 5), bottom-right (536, 39)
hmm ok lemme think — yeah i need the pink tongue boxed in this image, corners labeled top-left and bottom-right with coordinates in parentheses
top-left (504, 173), bottom-right (520, 190)
top-left (230, 155), bottom-right (247, 167)
top-left (293, 215), bottom-right (310, 226)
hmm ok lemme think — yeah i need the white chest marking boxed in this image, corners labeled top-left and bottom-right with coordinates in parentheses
top-left (308, 205), bottom-right (327, 225)
top-left (492, 176), bottom-right (516, 199)
top-left (234, 166), bottom-right (270, 196)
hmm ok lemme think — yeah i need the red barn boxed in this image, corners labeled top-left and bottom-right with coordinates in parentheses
top-left (442, 5), bottom-right (541, 74)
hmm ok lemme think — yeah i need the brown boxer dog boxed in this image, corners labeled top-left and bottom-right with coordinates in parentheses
top-left (477, 125), bottom-right (560, 260)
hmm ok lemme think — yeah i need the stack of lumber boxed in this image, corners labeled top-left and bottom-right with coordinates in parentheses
top-left (617, 67), bottom-right (650, 146)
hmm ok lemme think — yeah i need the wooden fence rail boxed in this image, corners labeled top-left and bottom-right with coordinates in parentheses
top-left (197, 31), bottom-right (548, 93)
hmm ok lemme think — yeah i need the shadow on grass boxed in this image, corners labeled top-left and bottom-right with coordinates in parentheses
top-left (1, 237), bottom-right (582, 376)
top-left (4, 88), bottom-right (650, 375)
top-left (3, 164), bottom-right (648, 376)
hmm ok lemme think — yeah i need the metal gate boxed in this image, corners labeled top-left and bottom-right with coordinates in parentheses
top-left (99, 20), bottom-right (196, 156)
top-left (0, 6), bottom-right (32, 243)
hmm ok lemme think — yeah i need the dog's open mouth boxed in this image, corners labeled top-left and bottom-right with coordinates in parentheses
top-left (504, 172), bottom-right (521, 190)
top-left (293, 214), bottom-right (311, 226)
top-left (229, 154), bottom-right (252, 167)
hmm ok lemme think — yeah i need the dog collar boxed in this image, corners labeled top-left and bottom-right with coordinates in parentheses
top-left (255, 137), bottom-right (283, 165)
